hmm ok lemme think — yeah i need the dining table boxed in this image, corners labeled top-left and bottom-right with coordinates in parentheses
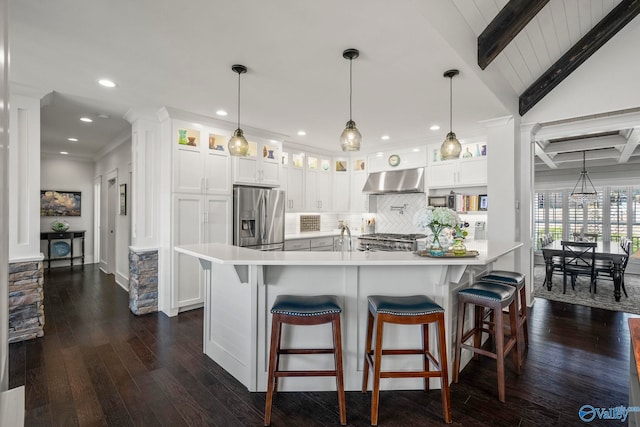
top-left (541, 240), bottom-right (628, 301)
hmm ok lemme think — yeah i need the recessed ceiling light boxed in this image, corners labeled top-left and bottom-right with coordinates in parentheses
top-left (376, 152), bottom-right (384, 157)
top-left (297, 131), bottom-right (306, 136)
top-left (430, 125), bottom-right (440, 131)
top-left (97, 114), bottom-right (109, 119)
top-left (381, 135), bottom-right (390, 140)
top-left (269, 139), bottom-right (278, 143)
top-left (192, 123), bottom-right (203, 128)
top-left (98, 79), bottom-right (116, 88)
top-left (80, 117), bottom-right (93, 123)
top-left (216, 110), bottom-right (228, 116)
top-left (60, 151), bottom-right (69, 155)
top-left (412, 148), bottom-right (421, 152)
top-left (67, 137), bottom-right (78, 142)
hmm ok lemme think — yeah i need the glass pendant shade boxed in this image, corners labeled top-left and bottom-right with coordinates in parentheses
top-left (569, 151), bottom-right (598, 204)
top-left (228, 128), bottom-right (249, 156)
top-left (440, 131), bottom-right (461, 160)
top-left (340, 120), bottom-right (362, 151)
top-left (440, 69), bottom-right (461, 160)
top-left (340, 48), bottom-right (361, 152)
top-left (228, 64), bottom-right (248, 156)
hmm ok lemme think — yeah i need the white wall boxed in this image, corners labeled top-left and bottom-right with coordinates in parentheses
top-left (95, 138), bottom-right (132, 289)
top-left (40, 156), bottom-right (95, 266)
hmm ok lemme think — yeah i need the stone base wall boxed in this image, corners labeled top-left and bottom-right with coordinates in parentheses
top-left (9, 260), bottom-right (45, 343)
top-left (129, 249), bottom-right (158, 315)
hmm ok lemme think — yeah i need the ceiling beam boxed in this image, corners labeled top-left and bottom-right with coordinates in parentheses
top-left (478, 0), bottom-right (550, 70)
top-left (551, 148), bottom-right (622, 164)
top-left (534, 141), bottom-right (558, 169)
top-left (542, 135), bottom-right (626, 155)
top-left (519, 0), bottom-right (640, 116)
top-left (618, 127), bottom-right (640, 163)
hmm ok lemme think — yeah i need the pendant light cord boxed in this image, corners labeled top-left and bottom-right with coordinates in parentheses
top-left (237, 72), bottom-right (241, 129)
top-left (449, 76), bottom-right (453, 133)
top-left (349, 58), bottom-right (353, 121)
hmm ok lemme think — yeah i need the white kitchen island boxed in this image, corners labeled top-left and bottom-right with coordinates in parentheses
top-left (175, 240), bottom-right (522, 393)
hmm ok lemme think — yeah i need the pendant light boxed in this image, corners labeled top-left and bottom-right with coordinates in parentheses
top-left (228, 64), bottom-right (249, 156)
top-left (440, 69), bottom-right (462, 160)
top-left (340, 48), bottom-right (362, 152)
top-left (569, 151), bottom-right (598, 204)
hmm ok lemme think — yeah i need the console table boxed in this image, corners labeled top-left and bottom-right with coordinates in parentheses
top-left (40, 230), bottom-right (85, 269)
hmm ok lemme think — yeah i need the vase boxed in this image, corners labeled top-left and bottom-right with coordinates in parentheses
top-left (452, 237), bottom-right (467, 255)
top-left (428, 225), bottom-right (446, 256)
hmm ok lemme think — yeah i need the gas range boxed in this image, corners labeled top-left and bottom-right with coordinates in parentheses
top-left (357, 233), bottom-right (427, 252)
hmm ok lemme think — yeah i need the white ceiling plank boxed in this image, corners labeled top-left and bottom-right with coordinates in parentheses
top-left (493, 54), bottom-right (525, 93)
top-left (563, 0), bottom-right (582, 45)
top-left (513, 24), bottom-right (544, 78)
top-left (525, 16), bottom-right (553, 71)
top-left (618, 127), bottom-right (640, 163)
top-left (548, 0), bottom-right (572, 53)
top-left (502, 42), bottom-right (534, 87)
top-left (536, 110), bottom-right (640, 140)
top-left (452, 0), bottom-right (487, 34)
top-left (577, 1), bottom-right (593, 35)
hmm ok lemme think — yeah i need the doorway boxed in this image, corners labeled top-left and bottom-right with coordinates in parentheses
top-left (106, 169), bottom-right (118, 275)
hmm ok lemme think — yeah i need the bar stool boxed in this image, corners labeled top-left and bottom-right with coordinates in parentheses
top-left (362, 295), bottom-right (452, 425)
top-left (479, 270), bottom-right (528, 350)
top-left (264, 295), bottom-right (346, 426)
top-left (453, 281), bottom-right (521, 403)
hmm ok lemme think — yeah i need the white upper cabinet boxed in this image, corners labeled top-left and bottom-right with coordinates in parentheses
top-left (233, 139), bottom-right (282, 187)
top-left (173, 125), bottom-right (230, 195)
top-left (305, 154), bottom-right (332, 211)
top-left (350, 158), bottom-right (368, 212)
top-left (427, 143), bottom-right (487, 189)
top-left (282, 151), bottom-right (305, 212)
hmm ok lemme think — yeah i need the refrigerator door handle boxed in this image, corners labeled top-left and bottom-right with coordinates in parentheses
top-left (260, 192), bottom-right (267, 241)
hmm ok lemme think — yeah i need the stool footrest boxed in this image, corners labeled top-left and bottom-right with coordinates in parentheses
top-left (278, 348), bottom-right (335, 355)
top-left (274, 370), bottom-right (337, 377)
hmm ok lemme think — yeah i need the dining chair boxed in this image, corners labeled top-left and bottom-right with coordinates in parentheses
top-left (595, 239), bottom-right (631, 297)
top-left (572, 232), bottom-right (597, 242)
top-left (561, 240), bottom-right (597, 294)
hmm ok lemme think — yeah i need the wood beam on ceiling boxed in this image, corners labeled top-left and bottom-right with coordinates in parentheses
top-left (542, 135), bottom-right (626, 155)
top-left (519, 0), bottom-right (640, 116)
top-left (477, 0), bottom-right (550, 70)
top-left (618, 127), bottom-right (640, 163)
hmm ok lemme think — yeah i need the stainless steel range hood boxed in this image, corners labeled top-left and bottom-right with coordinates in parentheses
top-left (362, 167), bottom-right (425, 194)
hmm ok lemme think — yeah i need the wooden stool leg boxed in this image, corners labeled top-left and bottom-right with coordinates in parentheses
top-left (473, 305), bottom-right (483, 360)
top-left (371, 317), bottom-right (385, 426)
top-left (453, 298), bottom-right (466, 383)
top-left (422, 322), bottom-right (430, 392)
top-left (436, 313), bottom-right (452, 424)
top-left (494, 304), bottom-right (506, 403)
top-left (509, 303), bottom-right (521, 374)
top-left (362, 310), bottom-right (374, 393)
top-left (519, 286), bottom-right (529, 347)
top-left (264, 316), bottom-right (282, 426)
top-left (332, 314), bottom-right (346, 425)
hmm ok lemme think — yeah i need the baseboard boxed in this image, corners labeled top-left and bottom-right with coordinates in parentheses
top-left (99, 261), bottom-right (108, 274)
top-left (115, 271), bottom-right (129, 291)
top-left (0, 386), bottom-right (24, 427)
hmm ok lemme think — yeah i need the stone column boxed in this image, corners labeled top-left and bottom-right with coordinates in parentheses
top-left (8, 260), bottom-right (44, 343)
top-left (128, 248), bottom-right (158, 315)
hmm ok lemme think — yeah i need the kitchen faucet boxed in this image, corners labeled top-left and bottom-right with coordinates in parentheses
top-left (339, 223), bottom-right (352, 252)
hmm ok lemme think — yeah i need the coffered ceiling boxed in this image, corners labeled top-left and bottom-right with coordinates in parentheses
top-left (9, 0), bottom-right (640, 168)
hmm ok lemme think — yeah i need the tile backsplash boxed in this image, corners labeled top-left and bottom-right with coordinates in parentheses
top-left (373, 194), bottom-right (426, 234)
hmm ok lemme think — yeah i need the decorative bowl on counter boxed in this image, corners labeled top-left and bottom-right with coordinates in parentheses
top-left (51, 219), bottom-right (70, 232)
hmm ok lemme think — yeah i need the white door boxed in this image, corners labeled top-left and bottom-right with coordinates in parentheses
top-left (173, 194), bottom-right (205, 309)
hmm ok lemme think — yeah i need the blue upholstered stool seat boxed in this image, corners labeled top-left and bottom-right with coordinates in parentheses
top-left (480, 270), bottom-right (526, 289)
top-left (368, 295), bottom-right (444, 316)
top-left (271, 295), bottom-right (342, 317)
top-left (458, 281), bottom-right (515, 303)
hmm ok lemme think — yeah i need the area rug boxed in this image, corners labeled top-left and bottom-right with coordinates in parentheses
top-left (533, 265), bottom-right (640, 315)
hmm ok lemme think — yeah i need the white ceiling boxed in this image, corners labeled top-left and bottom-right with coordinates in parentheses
top-left (8, 0), bottom-right (640, 167)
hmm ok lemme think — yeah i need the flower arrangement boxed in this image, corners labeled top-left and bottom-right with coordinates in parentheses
top-left (414, 207), bottom-right (460, 256)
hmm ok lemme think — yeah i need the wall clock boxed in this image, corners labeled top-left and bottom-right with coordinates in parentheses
top-left (388, 154), bottom-right (400, 167)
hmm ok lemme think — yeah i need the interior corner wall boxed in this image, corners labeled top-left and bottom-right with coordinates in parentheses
top-left (40, 156), bottom-right (95, 266)
top-left (95, 139), bottom-right (132, 289)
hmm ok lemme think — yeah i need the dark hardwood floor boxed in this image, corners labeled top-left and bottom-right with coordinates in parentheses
top-left (9, 264), bottom-right (634, 426)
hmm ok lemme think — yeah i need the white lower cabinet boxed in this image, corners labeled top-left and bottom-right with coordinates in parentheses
top-left (310, 236), bottom-right (334, 251)
top-left (284, 239), bottom-right (311, 251)
top-left (172, 193), bottom-right (231, 310)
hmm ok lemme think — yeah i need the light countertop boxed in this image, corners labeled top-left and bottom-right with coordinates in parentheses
top-left (284, 230), bottom-right (362, 240)
top-left (175, 240), bottom-right (522, 266)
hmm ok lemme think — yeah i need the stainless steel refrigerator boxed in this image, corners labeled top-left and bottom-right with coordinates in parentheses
top-left (233, 186), bottom-right (285, 251)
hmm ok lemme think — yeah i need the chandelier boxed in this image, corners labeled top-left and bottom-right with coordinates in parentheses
top-left (569, 151), bottom-right (598, 204)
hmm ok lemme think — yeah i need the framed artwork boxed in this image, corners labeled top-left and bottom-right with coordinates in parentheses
top-left (120, 184), bottom-right (127, 215)
top-left (479, 194), bottom-right (488, 211)
top-left (40, 190), bottom-right (81, 216)
top-left (335, 160), bottom-right (347, 172)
